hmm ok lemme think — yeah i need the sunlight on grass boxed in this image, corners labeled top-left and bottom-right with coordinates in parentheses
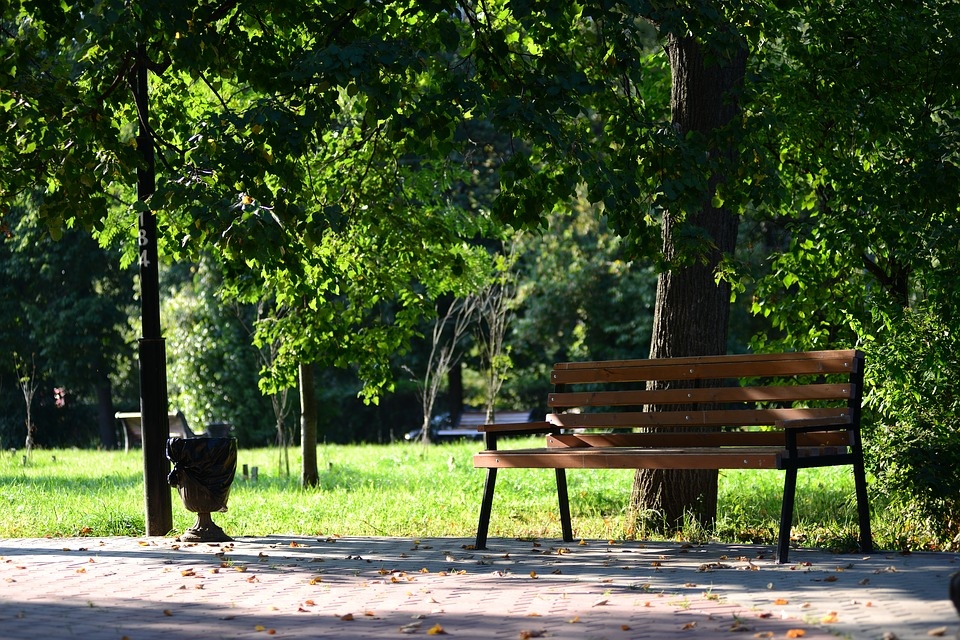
top-left (0, 441), bottom-right (905, 551)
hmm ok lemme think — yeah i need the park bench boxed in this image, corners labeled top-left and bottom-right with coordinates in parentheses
top-left (115, 410), bottom-right (196, 452)
top-left (406, 409), bottom-right (534, 442)
top-left (472, 349), bottom-right (873, 563)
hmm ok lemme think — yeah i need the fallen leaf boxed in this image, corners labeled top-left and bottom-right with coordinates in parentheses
top-left (786, 630), bottom-right (806, 638)
top-left (753, 633), bottom-right (774, 638)
top-left (821, 612), bottom-right (840, 623)
top-left (823, 575), bottom-right (838, 582)
top-left (163, 610), bottom-right (173, 617)
top-left (774, 598), bottom-right (789, 605)
top-left (519, 631), bottom-right (546, 639)
top-left (621, 625), bottom-right (631, 631)
top-left (340, 613), bottom-right (354, 621)
top-left (927, 627), bottom-right (948, 637)
top-left (681, 621), bottom-right (697, 630)
top-left (529, 571), bottom-right (538, 579)
top-left (568, 616), bottom-right (580, 624)
top-left (427, 623), bottom-right (447, 635)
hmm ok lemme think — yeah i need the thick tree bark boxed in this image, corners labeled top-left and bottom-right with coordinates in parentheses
top-left (629, 31), bottom-right (746, 534)
top-left (299, 362), bottom-right (319, 488)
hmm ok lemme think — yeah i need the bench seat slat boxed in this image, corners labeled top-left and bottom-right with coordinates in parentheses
top-left (546, 407), bottom-right (850, 429)
top-left (476, 447), bottom-right (781, 470)
top-left (475, 446), bottom-right (849, 471)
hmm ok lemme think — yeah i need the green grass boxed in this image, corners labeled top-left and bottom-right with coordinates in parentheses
top-left (0, 440), bottom-right (914, 551)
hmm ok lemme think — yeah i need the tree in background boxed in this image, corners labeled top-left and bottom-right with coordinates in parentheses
top-left (0, 206), bottom-right (134, 449)
top-left (161, 258), bottom-right (274, 444)
top-left (747, 1), bottom-right (960, 547)
top-left (475, 241), bottom-right (520, 422)
top-left (414, 294), bottom-right (480, 443)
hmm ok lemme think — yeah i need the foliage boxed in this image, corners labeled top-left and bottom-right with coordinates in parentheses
top-left (747, 1), bottom-right (960, 544)
top-left (0, 205), bottom-right (134, 448)
top-left (857, 305), bottom-right (960, 548)
top-left (161, 257), bottom-right (275, 445)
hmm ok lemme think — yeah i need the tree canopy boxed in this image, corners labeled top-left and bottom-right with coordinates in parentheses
top-left (3, 0), bottom-right (960, 541)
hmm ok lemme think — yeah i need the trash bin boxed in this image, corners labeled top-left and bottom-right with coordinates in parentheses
top-left (166, 437), bottom-right (238, 542)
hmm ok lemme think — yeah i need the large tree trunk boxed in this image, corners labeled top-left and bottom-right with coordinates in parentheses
top-left (629, 31), bottom-right (746, 534)
top-left (299, 362), bottom-right (319, 488)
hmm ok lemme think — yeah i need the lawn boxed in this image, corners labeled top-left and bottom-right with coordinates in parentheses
top-left (0, 439), bottom-right (900, 552)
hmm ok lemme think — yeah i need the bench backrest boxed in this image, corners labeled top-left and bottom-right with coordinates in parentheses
top-left (457, 410), bottom-right (533, 428)
top-left (115, 411), bottom-right (196, 451)
top-left (545, 349), bottom-right (864, 449)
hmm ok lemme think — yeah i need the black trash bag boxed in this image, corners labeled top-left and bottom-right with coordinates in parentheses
top-left (166, 437), bottom-right (237, 514)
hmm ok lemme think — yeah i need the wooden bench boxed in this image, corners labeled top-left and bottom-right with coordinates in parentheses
top-left (115, 411), bottom-right (197, 452)
top-left (473, 349), bottom-right (873, 563)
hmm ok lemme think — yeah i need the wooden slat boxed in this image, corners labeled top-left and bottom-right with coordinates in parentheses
top-left (477, 420), bottom-right (554, 434)
top-left (548, 383), bottom-right (854, 409)
top-left (550, 350), bottom-right (862, 385)
top-left (552, 349), bottom-right (860, 371)
top-left (545, 431), bottom-right (852, 449)
top-left (474, 447), bottom-right (785, 470)
top-left (545, 407), bottom-right (850, 430)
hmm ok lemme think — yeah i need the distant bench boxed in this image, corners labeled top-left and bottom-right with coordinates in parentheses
top-left (472, 349), bottom-right (873, 563)
top-left (115, 411), bottom-right (196, 452)
top-left (408, 410), bottom-right (534, 442)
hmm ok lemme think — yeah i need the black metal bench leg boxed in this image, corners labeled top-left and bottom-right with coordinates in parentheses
top-left (556, 468), bottom-right (573, 542)
top-left (852, 448), bottom-right (874, 553)
top-left (475, 468), bottom-right (498, 550)
top-left (778, 467), bottom-right (798, 564)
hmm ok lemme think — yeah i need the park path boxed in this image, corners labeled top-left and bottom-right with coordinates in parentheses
top-left (1, 535), bottom-right (957, 639)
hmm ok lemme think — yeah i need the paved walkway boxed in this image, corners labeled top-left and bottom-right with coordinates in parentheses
top-left (1, 535), bottom-right (957, 639)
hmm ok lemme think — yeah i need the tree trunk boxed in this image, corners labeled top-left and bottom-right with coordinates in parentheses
top-left (96, 377), bottom-right (118, 450)
top-left (629, 31), bottom-right (746, 534)
top-left (299, 362), bottom-right (319, 488)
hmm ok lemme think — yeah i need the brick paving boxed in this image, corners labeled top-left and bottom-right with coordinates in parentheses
top-left (1, 535), bottom-right (957, 640)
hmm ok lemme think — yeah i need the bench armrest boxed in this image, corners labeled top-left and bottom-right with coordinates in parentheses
top-left (477, 421), bottom-right (555, 435)
top-left (776, 414), bottom-right (854, 431)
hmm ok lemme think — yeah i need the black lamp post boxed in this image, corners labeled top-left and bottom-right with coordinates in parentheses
top-left (133, 43), bottom-right (172, 536)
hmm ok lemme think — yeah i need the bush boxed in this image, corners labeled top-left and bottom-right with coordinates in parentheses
top-left (861, 304), bottom-right (960, 548)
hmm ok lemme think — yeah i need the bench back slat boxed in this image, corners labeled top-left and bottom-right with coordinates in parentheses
top-left (546, 406), bottom-right (850, 430)
top-left (550, 349), bottom-right (861, 386)
top-left (548, 383), bottom-right (854, 409)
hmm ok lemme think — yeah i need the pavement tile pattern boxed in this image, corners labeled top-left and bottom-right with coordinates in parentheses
top-left (1, 535), bottom-right (957, 640)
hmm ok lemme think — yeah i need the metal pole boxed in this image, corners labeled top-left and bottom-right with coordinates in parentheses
top-left (134, 43), bottom-right (172, 536)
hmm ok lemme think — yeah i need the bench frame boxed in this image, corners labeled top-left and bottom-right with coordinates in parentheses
top-left (115, 410), bottom-right (196, 452)
top-left (472, 349), bottom-right (873, 563)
